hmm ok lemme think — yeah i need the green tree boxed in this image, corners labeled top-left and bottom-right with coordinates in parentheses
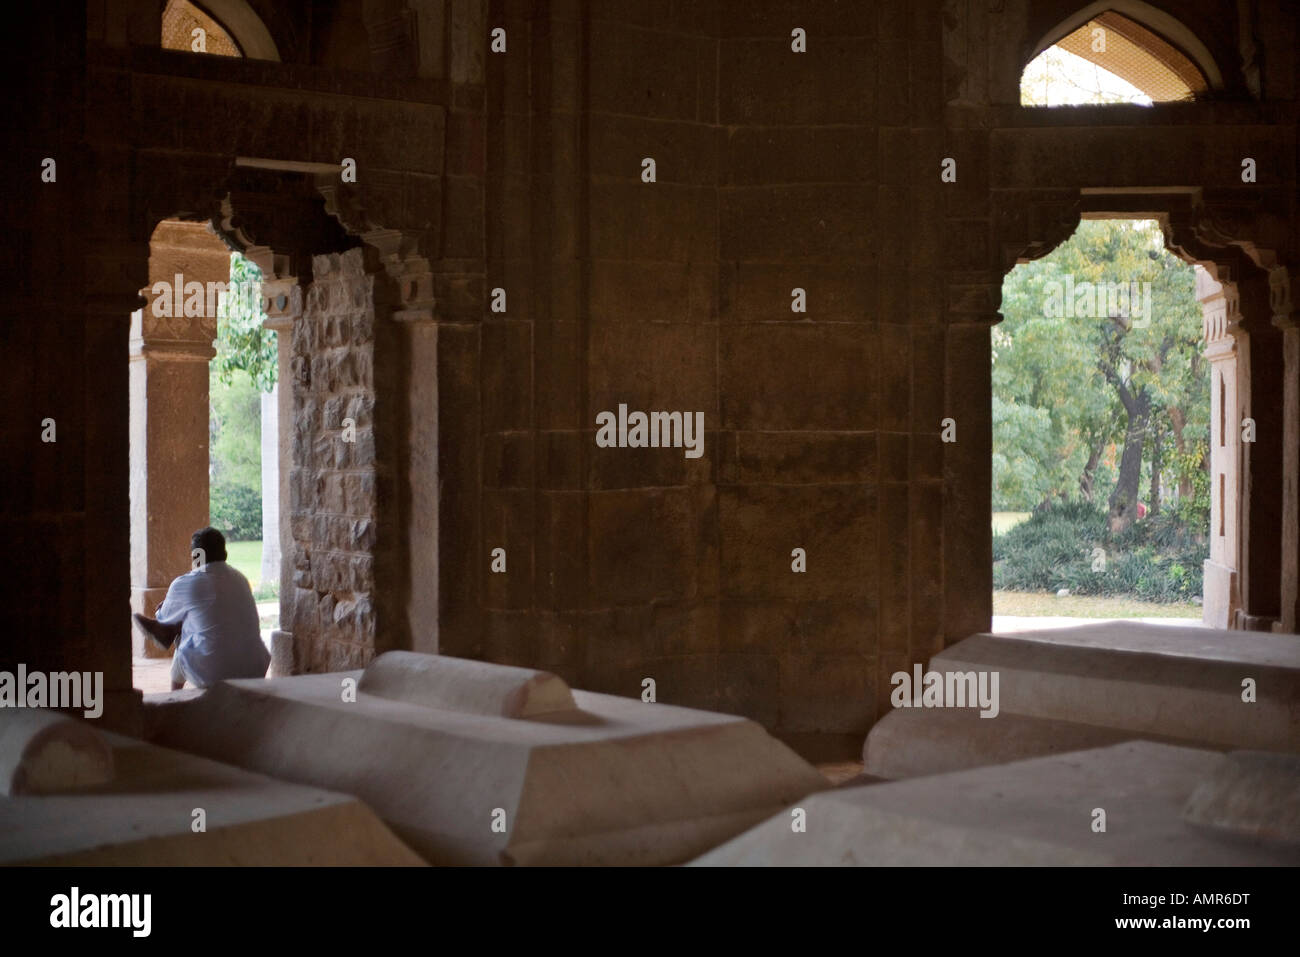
top-left (213, 252), bottom-right (276, 392)
top-left (209, 251), bottom-right (274, 541)
top-left (992, 395), bottom-right (1057, 509)
top-left (995, 220), bottom-right (1207, 532)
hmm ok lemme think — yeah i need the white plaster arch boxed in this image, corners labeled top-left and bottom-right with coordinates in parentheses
top-left (194, 0), bottom-right (281, 62)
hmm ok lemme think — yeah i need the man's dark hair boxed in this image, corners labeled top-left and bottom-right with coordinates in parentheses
top-left (191, 526), bottom-right (227, 564)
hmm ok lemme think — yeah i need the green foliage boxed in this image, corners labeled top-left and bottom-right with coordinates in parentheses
top-left (209, 369), bottom-right (261, 490)
top-left (994, 219), bottom-right (1209, 516)
top-left (992, 396), bottom-right (1056, 510)
top-left (210, 482), bottom-right (262, 542)
top-left (1169, 437), bottom-right (1212, 526)
top-left (213, 252), bottom-right (277, 393)
top-left (993, 500), bottom-right (1207, 603)
top-left (209, 341), bottom-right (263, 542)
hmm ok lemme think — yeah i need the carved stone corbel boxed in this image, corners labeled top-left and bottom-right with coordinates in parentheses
top-left (315, 179), bottom-right (436, 322)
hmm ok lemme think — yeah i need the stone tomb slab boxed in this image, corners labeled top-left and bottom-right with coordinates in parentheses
top-left (1182, 750), bottom-right (1300, 845)
top-left (0, 716), bottom-right (423, 865)
top-left (864, 622), bottom-right (1300, 779)
top-left (693, 741), bottom-right (1300, 866)
top-left (147, 652), bottom-right (829, 865)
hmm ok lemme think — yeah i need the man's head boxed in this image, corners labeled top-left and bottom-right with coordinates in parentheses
top-left (191, 526), bottom-right (227, 565)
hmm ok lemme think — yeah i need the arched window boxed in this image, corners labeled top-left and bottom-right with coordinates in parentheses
top-left (162, 0), bottom-right (243, 57)
top-left (161, 0), bottom-right (281, 62)
top-left (1021, 7), bottom-right (1214, 105)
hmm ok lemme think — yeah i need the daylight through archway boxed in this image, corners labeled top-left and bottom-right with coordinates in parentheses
top-left (1020, 9), bottom-right (1210, 105)
top-left (992, 219), bottom-right (1210, 631)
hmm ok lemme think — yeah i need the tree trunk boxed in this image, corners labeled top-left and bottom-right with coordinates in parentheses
top-left (1169, 406), bottom-right (1193, 499)
top-left (1079, 441), bottom-right (1103, 502)
top-left (1148, 427), bottom-right (1162, 517)
top-left (1108, 392), bottom-right (1150, 533)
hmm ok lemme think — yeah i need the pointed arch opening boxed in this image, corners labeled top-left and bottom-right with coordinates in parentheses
top-left (1021, 4), bottom-right (1221, 106)
top-left (162, 0), bottom-right (281, 62)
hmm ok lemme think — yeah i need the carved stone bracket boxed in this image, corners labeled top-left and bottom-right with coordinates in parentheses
top-left (364, 229), bottom-right (436, 323)
top-left (1270, 267), bottom-right (1300, 331)
top-left (217, 167), bottom-right (356, 283)
top-left (260, 275), bottom-right (305, 335)
top-left (315, 179), bottom-right (435, 322)
top-left (995, 193), bottom-right (1082, 271)
top-left (1170, 196), bottom-right (1291, 279)
top-left (1199, 272), bottom-right (1243, 361)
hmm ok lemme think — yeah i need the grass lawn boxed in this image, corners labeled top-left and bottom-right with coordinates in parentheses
top-left (224, 540), bottom-right (262, 588)
top-left (992, 511), bottom-right (1031, 535)
top-left (993, 589), bottom-right (1200, 618)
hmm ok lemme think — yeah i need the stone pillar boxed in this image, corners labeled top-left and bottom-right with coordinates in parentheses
top-left (1235, 274), bottom-right (1284, 631)
top-left (91, 237), bottom-right (151, 731)
top-left (389, 256), bottom-right (438, 656)
top-left (258, 264), bottom-right (303, 674)
top-left (259, 383), bottom-right (280, 587)
top-left (1197, 266), bottom-right (1241, 629)
top-left (128, 220), bottom-right (226, 657)
top-left (1271, 267), bottom-right (1300, 634)
top-left (287, 248), bottom-right (382, 672)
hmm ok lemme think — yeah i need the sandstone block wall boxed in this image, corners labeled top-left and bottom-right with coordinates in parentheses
top-left (288, 249), bottom-right (385, 672)
top-left (7, 1), bottom-right (1300, 750)
top-left (462, 1), bottom-right (965, 753)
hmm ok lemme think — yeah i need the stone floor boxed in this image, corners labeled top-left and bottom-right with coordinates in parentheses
top-left (993, 615), bottom-right (1204, 631)
top-left (133, 620), bottom-right (276, 694)
top-left (133, 656), bottom-right (174, 695)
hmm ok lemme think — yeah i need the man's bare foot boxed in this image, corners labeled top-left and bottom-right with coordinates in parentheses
top-left (133, 613), bottom-right (180, 652)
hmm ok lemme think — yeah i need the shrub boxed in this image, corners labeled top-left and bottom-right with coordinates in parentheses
top-left (210, 482), bottom-right (262, 542)
top-left (993, 499), bottom-right (1206, 602)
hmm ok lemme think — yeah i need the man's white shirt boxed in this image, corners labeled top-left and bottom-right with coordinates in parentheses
top-left (155, 560), bottom-right (270, 687)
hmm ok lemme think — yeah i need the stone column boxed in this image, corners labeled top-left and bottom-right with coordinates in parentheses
top-left (388, 254), bottom-right (439, 656)
top-left (92, 237), bottom-right (151, 731)
top-left (1271, 267), bottom-right (1300, 634)
top-left (1235, 274), bottom-right (1284, 631)
top-left (128, 220), bottom-right (226, 657)
top-left (258, 265), bottom-right (303, 676)
top-left (259, 383), bottom-right (280, 586)
top-left (1196, 266), bottom-right (1241, 630)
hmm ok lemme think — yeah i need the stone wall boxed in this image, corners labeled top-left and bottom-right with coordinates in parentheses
top-left (288, 248), bottom-right (386, 671)
top-left (464, 0), bottom-right (1300, 755)
top-left (467, 1), bottom-right (960, 755)
top-left (8, 0), bottom-right (1300, 750)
